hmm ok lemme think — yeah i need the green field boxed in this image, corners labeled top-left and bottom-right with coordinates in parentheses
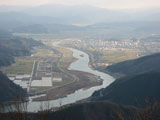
top-left (4, 57), bottom-right (35, 74)
top-left (100, 49), bottom-right (140, 64)
top-left (87, 48), bottom-right (141, 69)
top-left (4, 46), bottom-right (60, 75)
top-left (52, 75), bottom-right (74, 87)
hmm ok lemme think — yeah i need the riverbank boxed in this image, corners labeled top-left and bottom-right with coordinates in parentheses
top-left (96, 69), bottom-right (125, 79)
top-left (30, 41), bottom-right (103, 101)
top-left (26, 40), bottom-right (114, 112)
top-left (32, 70), bottom-right (103, 101)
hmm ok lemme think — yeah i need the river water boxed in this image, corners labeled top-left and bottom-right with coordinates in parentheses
top-left (27, 41), bottom-right (115, 112)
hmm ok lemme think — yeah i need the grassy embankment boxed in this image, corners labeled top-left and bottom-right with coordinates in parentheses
top-left (4, 57), bottom-right (35, 75)
top-left (87, 48), bottom-right (141, 78)
top-left (100, 49), bottom-right (140, 64)
top-left (88, 48), bottom-right (141, 68)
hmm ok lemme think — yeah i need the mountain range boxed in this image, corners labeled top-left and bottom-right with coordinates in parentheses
top-left (0, 5), bottom-right (160, 25)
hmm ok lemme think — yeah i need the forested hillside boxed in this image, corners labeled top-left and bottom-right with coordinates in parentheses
top-left (0, 31), bottom-right (42, 67)
top-left (106, 53), bottom-right (160, 76)
top-left (0, 71), bottom-right (26, 102)
top-left (91, 72), bottom-right (160, 107)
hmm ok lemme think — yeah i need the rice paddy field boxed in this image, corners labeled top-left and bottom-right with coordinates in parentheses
top-left (4, 46), bottom-right (59, 75)
top-left (100, 48), bottom-right (140, 64)
top-left (4, 57), bottom-right (35, 74)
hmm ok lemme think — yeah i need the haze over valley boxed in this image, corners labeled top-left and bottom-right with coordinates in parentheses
top-left (0, 1), bottom-right (160, 119)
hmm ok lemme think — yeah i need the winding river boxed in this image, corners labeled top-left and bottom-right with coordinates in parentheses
top-left (27, 41), bottom-right (115, 112)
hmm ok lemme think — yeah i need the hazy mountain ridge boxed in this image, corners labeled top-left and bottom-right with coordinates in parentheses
top-left (0, 5), bottom-right (160, 25)
top-left (0, 12), bottom-right (58, 31)
top-left (0, 5), bottom-right (160, 35)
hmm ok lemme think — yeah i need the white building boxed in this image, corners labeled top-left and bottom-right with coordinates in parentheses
top-left (53, 77), bottom-right (62, 82)
top-left (45, 73), bottom-right (52, 76)
top-left (20, 81), bottom-right (29, 89)
top-left (15, 74), bottom-right (31, 80)
top-left (13, 80), bottom-right (29, 89)
top-left (42, 77), bottom-right (52, 81)
top-left (15, 75), bottom-right (24, 80)
top-left (31, 79), bottom-right (52, 87)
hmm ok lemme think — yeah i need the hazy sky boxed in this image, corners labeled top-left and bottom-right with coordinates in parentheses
top-left (0, 0), bottom-right (160, 9)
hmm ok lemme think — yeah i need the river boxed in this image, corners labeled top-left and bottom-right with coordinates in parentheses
top-left (27, 41), bottom-right (115, 112)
